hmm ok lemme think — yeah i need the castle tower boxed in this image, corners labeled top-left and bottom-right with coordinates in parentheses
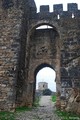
top-left (38, 82), bottom-right (48, 91)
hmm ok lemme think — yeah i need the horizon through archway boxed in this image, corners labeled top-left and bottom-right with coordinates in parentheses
top-left (36, 67), bottom-right (56, 92)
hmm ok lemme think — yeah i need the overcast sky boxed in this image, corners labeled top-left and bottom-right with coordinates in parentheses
top-left (34, 0), bottom-right (80, 12)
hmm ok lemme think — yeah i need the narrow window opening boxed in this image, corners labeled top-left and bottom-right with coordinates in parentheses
top-left (72, 13), bottom-right (74, 18)
top-left (58, 14), bottom-right (60, 19)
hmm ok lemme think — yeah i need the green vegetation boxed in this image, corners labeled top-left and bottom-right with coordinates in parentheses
top-left (55, 109), bottom-right (80, 120)
top-left (15, 106), bottom-right (32, 112)
top-left (0, 106), bottom-right (32, 120)
top-left (52, 95), bottom-right (56, 102)
top-left (0, 98), bottom-right (41, 120)
top-left (33, 97), bottom-right (40, 107)
top-left (0, 112), bottom-right (15, 120)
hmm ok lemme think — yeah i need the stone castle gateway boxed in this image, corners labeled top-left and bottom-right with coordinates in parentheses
top-left (0, 0), bottom-right (80, 113)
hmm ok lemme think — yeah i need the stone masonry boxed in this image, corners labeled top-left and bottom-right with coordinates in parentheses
top-left (0, 0), bottom-right (80, 114)
top-left (38, 82), bottom-right (48, 91)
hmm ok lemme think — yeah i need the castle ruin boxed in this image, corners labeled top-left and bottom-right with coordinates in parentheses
top-left (0, 0), bottom-right (80, 113)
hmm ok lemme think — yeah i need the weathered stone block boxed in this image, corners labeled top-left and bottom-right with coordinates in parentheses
top-left (68, 3), bottom-right (78, 12)
top-left (2, 0), bottom-right (14, 9)
top-left (53, 4), bottom-right (63, 14)
top-left (40, 5), bottom-right (49, 12)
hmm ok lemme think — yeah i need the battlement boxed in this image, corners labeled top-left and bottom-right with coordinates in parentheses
top-left (2, 1), bottom-right (80, 19)
top-left (40, 3), bottom-right (78, 13)
top-left (30, 3), bottom-right (80, 20)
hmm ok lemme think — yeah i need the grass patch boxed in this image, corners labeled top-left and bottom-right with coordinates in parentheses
top-left (15, 106), bottom-right (32, 112)
top-left (0, 106), bottom-right (32, 120)
top-left (52, 95), bottom-right (56, 102)
top-left (55, 109), bottom-right (80, 120)
top-left (0, 112), bottom-right (15, 120)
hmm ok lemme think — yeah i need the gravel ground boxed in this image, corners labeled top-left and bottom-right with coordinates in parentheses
top-left (16, 96), bottom-right (60, 120)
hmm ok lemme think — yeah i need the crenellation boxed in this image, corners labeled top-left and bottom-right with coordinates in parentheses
top-left (40, 5), bottom-right (49, 12)
top-left (36, 3), bottom-right (80, 20)
top-left (53, 4), bottom-right (63, 14)
top-left (68, 3), bottom-right (78, 13)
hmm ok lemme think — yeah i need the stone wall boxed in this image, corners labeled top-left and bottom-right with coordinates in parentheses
top-left (60, 19), bottom-right (80, 113)
top-left (0, 0), bottom-right (23, 111)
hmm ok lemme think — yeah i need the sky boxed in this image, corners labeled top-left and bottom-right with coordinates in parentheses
top-left (34, 0), bottom-right (80, 12)
top-left (35, 0), bottom-right (80, 92)
top-left (36, 67), bottom-right (56, 92)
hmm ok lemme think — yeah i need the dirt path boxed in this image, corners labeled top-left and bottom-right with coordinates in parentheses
top-left (16, 96), bottom-right (60, 120)
top-left (39, 96), bottom-right (53, 107)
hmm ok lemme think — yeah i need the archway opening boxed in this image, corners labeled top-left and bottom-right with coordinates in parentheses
top-left (33, 63), bottom-right (56, 104)
top-left (36, 67), bottom-right (56, 92)
top-left (28, 23), bottom-right (60, 106)
top-left (29, 23), bottom-right (59, 39)
top-left (30, 23), bottom-right (59, 44)
top-left (36, 25), bottom-right (53, 29)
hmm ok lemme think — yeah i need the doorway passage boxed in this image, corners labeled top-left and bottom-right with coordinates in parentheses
top-left (33, 63), bottom-right (56, 103)
top-left (36, 67), bottom-right (56, 92)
